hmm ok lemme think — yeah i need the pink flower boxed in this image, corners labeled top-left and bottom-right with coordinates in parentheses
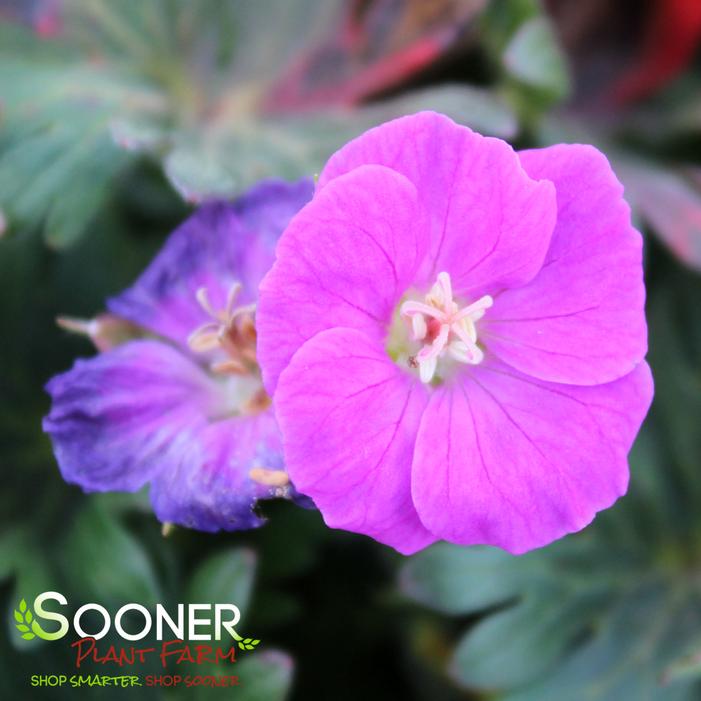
top-left (257, 112), bottom-right (653, 555)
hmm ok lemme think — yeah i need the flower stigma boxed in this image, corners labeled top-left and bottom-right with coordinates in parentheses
top-left (396, 271), bottom-right (492, 384)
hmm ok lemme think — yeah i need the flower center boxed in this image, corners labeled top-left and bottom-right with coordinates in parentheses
top-left (187, 281), bottom-right (270, 414)
top-left (398, 271), bottom-right (492, 383)
top-left (188, 282), bottom-right (289, 489)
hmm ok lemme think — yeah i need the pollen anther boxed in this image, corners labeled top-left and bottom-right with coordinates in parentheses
top-left (188, 281), bottom-right (258, 375)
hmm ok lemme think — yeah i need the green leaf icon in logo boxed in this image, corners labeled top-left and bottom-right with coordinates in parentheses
top-left (14, 599), bottom-right (36, 640)
top-left (241, 637), bottom-right (261, 651)
top-left (13, 598), bottom-right (53, 641)
top-left (231, 629), bottom-right (261, 651)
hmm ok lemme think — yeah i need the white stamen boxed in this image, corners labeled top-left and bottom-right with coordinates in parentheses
top-left (437, 271), bottom-right (452, 304)
top-left (419, 355), bottom-right (437, 384)
top-left (187, 322), bottom-right (221, 352)
top-left (400, 300), bottom-right (445, 320)
top-left (195, 286), bottom-right (218, 319)
top-left (411, 313), bottom-right (427, 341)
top-left (400, 271), bottom-right (492, 383)
top-left (225, 281), bottom-right (243, 317)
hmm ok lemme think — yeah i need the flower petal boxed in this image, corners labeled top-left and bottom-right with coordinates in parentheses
top-left (275, 327), bottom-right (435, 554)
top-left (318, 111), bottom-right (556, 297)
top-left (258, 164), bottom-right (428, 394)
top-left (483, 145), bottom-right (647, 385)
top-left (149, 410), bottom-right (287, 532)
top-left (108, 178), bottom-right (313, 349)
top-left (43, 340), bottom-right (280, 530)
top-left (411, 359), bottom-right (653, 553)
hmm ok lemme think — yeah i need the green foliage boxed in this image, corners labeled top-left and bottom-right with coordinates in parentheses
top-left (503, 17), bottom-right (570, 100)
top-left (187, 548), bottom-right (256, 615)
top-left (232, 652), bottom-right (292, 701)
top-left (0, 22), bottom-right (139, 247)
top-left (0, 0), bottom-right (516, 247)
top-left (63, 503), bottom-right (161, 606)
top-left (187, 548), bottom-right (259, 646)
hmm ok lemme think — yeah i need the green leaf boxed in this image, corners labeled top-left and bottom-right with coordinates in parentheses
top-left (16, 624), bottom-right (29, 633)
top-left (404, 538), bottom-right (701, 699)
top-left (233, 652), bottom-right (292, 701)
top-left (62, 504), bottom-right (159, 605)
top-left (400, 543), bottom-right (544, 615)
top-left (19, 599), bottom-right (26, 613)
top-left (187, 548), bottom-right (256, 615)
top-left (21, 633), bottom-right (35, 640)
top-left (13, 610), bottom-right (22, 623)
top-left (0, 61), bottom-right (136, 247)
top-left (25, 609), bottom-right (33, 624)
top-left (503, 584), bottom-right (701, 701)
top-left (503, 17), bottom-right (570, 98)
top-left (0, 530), bottom-right (28, 581)
top-left (663, 639), bottom-right (701, 685)
top-left (451, 590), bottom-right (604, 691)
top-left (237, 651), bottom-right (292, 701)
top-left (481, 0), bottom-right (541, 55)
top-left (172, 650), bottom-right (293, 701)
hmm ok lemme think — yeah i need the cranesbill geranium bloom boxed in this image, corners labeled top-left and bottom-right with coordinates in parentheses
top-left (44, 179), bottom-right (313, 531)
top-left (257, 112), bottom-right (653, 555)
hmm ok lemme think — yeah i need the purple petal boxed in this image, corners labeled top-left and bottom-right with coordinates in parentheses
top-left (274, 327), bottom-right (435, 554)
top-left (44, 340), bottom-right (218, 492)
top-left (43, 340), bottom-right (281, 531)
top-left (483, 145), bottom-right (647, 385)
top-left (258, 165), bottom-right (428, 394)
top-left (317, 111), bottom-right (556, 297)
top-left (108, 178), bottom-right (313, 349)
top-left (411, 359), bottom-right (653, 553)
top-left (149, 410), bottom-right (285, 532)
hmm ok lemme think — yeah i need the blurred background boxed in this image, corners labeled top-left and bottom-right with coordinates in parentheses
top-left (2, 1), bottom-right (701, 699)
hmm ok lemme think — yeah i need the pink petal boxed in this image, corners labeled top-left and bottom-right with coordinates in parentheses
top-left (318, 111), bottom-right (556, 297)
top-left (258, 164), bottom-right (428, 394)
top-left (275, 327), bottom-right (435, 554)
top-left (411, 359), bottom-right (653, 554)
top-left (483, 145), bottom-right (647, 385)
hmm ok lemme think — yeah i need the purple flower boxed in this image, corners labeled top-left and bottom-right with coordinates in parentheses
top-left (257, 112), bottom-right (653, 555)
top-left (44, 179), bottom-right (313, 531)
